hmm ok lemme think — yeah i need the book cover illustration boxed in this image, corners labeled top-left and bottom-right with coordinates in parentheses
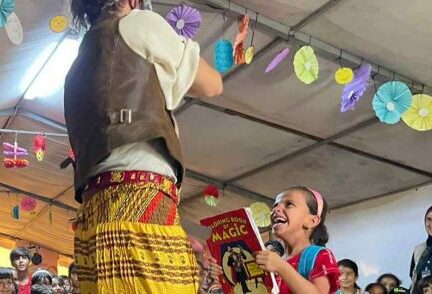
top-left (200, 208), bottom-right (278, 294)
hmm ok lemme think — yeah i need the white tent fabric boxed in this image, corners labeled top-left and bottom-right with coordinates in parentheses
top-left (0, 0), bottom-right (431, 255)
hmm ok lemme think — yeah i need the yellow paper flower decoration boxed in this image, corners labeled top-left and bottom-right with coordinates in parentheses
top-left (335, 67), bottom-right (354, 85)
top-left (402, 94), bottom-right (432, 131)
top-left (293, 46), bottom-right (319, 85)
top-left (249, 202), bottom-right (271, 228)
top-left (49, 15), bottom-right (69, 33)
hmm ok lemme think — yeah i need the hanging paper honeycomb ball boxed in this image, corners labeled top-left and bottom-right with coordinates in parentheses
top-left (203, 184), bottom-right (220, 207)
top-left (214, 40), bottom-right (233, 73)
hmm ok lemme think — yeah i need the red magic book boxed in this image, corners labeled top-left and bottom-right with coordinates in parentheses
top-left (200, 208), bottom-right (279, 294)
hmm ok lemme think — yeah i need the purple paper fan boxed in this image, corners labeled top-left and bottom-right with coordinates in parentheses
top-left (265, 48), bottom-right (290, 73)
top-left (340, 63), bottom-right (372, 112)
top-left (166, 4), bottom-right (201, 39)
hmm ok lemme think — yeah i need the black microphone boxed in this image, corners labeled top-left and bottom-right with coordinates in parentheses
top-left (264, 240), bottom-right (285, 257)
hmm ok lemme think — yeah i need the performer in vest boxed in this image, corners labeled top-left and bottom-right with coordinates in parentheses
top-left (410, 206), bottom-right (432, 294)
top-left (64, 0), bottom-right (223, 292)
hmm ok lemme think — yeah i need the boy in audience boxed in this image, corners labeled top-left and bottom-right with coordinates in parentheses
top-left (9, 248), bottom-right (31, 294)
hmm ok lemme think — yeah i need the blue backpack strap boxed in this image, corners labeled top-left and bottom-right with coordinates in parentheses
top-left (298, 245), bottom-right (325, 279)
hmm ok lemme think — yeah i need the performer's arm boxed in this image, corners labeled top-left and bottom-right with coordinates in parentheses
top-left (187, 58), bottom-right (223, 98)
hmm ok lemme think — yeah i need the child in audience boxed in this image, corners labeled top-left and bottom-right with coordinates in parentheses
top-left (418, 275), bottom-right (432, 294)
top-left (254, 186), bottom-right (340, 294)
top-left (338, 259), bottom-right (363, 294)
top-left (365, 282), bottom-right (387, 294)
top-left (10, 248), bottom-right (31, 294)
top-left (0, 267), bottom-right (17, 294)
top-left (209, 187), bottom-right (340, 293)
top-left (377, 273), bottom-right (401, 293)
top-left (31, 270), bottom-right (52, 287)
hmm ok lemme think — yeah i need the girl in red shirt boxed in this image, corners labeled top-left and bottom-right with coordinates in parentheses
top-left (255, 186), bottom-right (340, 294)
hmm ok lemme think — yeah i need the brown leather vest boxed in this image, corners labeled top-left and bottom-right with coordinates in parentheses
top-left (64, 12), bottom-right (184, 203)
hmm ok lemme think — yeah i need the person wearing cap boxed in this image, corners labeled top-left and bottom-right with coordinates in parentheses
top-left (64, 0), bottom-right (222, 292)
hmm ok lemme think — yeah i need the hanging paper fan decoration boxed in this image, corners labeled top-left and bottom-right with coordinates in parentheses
top-left (335, 67), bottom-right (354, 85)
top-left (20, 197), bottom-right (37, 212)
top-left (165, 4), bottom-right (201, 39)
top-left (249, 202), bottom-right (271, 228)
top-left (402, 94), bottom-right (432, 131)
top-left (0, 0), bottom-right (14, 27)
top-left (5, 12), bottom-right (23, 45)
top-left (203, 184), bottom-right (220, 207)
top-left (293, 46), bottom-right (319, 84)
top-left (33, 135), bottom-right (47, 161)
top-left (372, 81), bottom-right (412, 124)
top-left (3, 142), bottom-right (27, 156)
top-left (49, 15), bottom-right (69, 33)
top-left (340, 63), bottom-right (372, 112)
top-left (265, 48), bottom-right (290, 74)
top-left (3, 142), bottom-right (29, 168)
top-left (233, 15), bottom-right (249, 65)
top-left (214, 40), bottom-right (233, 73)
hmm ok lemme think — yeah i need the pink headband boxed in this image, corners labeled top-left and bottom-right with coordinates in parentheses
top-left (308, 188), bottom-right (323, 217)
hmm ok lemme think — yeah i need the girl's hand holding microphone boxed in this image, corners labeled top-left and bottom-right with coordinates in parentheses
top-left (255, 250), bottom-right (285, 273)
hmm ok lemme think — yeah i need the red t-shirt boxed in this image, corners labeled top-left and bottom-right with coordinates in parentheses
top-left (276, 248), bottom-right (340, 294)
top-left (18, 279), bottom-right (31, 294)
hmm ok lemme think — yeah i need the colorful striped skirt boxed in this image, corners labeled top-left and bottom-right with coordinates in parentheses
top-left (74, 175), bottom-right (200, 294)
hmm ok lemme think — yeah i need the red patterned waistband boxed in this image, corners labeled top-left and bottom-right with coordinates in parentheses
top-left (84, 171), bottom-right (179, 204)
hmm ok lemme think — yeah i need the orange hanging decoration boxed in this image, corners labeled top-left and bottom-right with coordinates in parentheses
top-left (233, 15), bottom-right (249, 65)
top-left (33, 135), bottom-right (47, 162)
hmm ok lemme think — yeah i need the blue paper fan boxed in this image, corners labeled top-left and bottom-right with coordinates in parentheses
top-left (372, 81), bottom-right (412, 124)
top-left (0, 0), bottom-right (15, 27)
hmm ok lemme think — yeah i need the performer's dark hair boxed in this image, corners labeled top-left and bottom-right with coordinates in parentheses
top-left (71, 0), bottom-right (122, 29)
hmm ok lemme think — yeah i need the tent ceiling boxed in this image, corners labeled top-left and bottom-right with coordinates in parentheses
top-left (1, 0), bottom-right (431, 255)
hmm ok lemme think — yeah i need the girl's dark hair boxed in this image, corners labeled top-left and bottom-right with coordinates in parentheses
top-left (418, 275), bottom-right (432, 290)
top-left (31, 270), bottom-right (52, 286)
top-left (377, 273), bottom-right (401, 287)
top-left (71, 0), bottom-right (120, 29)
top-left (338, 259), bottom-right (359, 276)
top-left (68, 262), bottom-right (77, 279)
top-left (338, 259), bottom-right (360, 289)
top-left (287, 186), bottom-right (329, 246)
top-left (9, 248), bottom-right (31, 264)
top-left (365, 282), bottom-right (387, 293)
